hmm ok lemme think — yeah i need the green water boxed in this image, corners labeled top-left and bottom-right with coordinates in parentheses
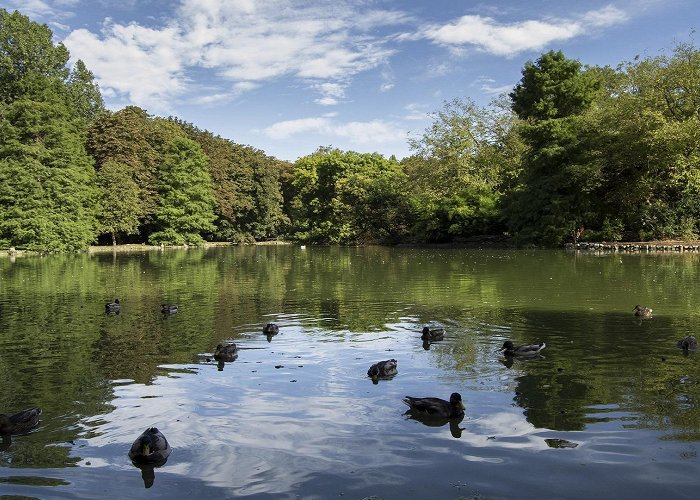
top-left (0, 246), bottom-right (698, 498)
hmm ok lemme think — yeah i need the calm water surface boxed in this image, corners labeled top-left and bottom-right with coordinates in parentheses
top-left (1, 246), bottom-right (699, 499)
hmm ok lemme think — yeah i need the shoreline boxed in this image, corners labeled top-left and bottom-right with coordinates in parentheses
top-left (4, 238), bottom-right (700, 257)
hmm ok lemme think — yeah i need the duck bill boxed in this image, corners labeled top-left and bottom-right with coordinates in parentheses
top-left (459, 401), bottom-right (465, 410)
top-left (142, 444), bottom-right (151, 456)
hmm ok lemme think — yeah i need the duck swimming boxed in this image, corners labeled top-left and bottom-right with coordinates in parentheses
top-left (678, 335), bottom-right (698, 351)
top-left (128, 427), bottom-right (172, 465)
top-left (500, 340), bottom-right (546, 357)
top-left (0, 407), bottom-right (42, 435)
top-left (403, 393), bottom-right (465, 419)
top-left (421, 326), bottom-right (445, 341)
top-left (214, 343), bottom-right (238, 362)
top-left (367, 359), bottom-right (398, 383)
top-left (161, 304), bottom-right (178, 315)
top-left (105, 298), bottom-right (121, 314)
top-left (263, 323), bottom-right (279, 342)
top-left (633, 305), bottom-right (653, 318)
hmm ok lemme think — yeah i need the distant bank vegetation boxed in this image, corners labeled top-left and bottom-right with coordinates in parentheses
top-left (1, 8), bottom-right (699, 252)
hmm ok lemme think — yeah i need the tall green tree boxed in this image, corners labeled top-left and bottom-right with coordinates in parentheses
top-left (148, 137), bottom-right (217, 245)
top-left (96, 160), bottom-right (142, 245)
top-left (0, 9), bottom-right (69, 103)
top-left (0, 96), bottom-right (99, 251)
top-left (0, 9), bottom-right (99, 251)
top-left (86, 106), bottom-right (160, 239)
top-left (505, 50), bottom-right (603, 245)
top-left (66, 59), bottom-right (104, 124)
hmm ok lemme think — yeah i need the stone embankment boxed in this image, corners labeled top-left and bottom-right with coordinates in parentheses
top-left (566, 242), bottom-right (700, 252)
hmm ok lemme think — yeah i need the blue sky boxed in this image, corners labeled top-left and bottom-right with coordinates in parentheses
top-left (2, 0), bottom-right (697, 161)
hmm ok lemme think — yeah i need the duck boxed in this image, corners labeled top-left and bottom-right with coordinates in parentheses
top-left (263, 323), bottom-right (279, 335)
top-left (403, 393), bottom-right (465, 419)
top-left (421, 326), bottom-right (445, 341)
top-left (633, 305), bottom-right (653, 318)
top-left (128, 427), bottom-right (172, 465)
top-left (161, 304), bottom-right (178, 315)
top-left (678, 335), bottom-right (698, 350)
top-left (213, 343), bottom-right (238, 362)
top-left (105, 298), bottom-right (121, 314)
top-left (367, 359), bottom-right (398, 383)
top-left (500, 340), bottom-right (546, 357)
top-left (0, 407), bottom-right (42, 435)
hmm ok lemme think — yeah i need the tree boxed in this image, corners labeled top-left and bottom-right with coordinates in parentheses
top-left (0, 9), bottom-right (99, 251)
top-left (289, 148), bottom-right (410, 244)
top-left (173, 119), bottom-right (289, 243)
top-left (0, 96), bottom-right (99, 251)
top-left (505, 51), bottom-right (603, 245)
top-left (0, 9), bottom-right (69, 103)
top-left (405, 97), bottom-right (523, 242)
top-left (87, 106), bottom-right (160, 237)
top-left (148, 137), bottom-right (217, 245)
top-left (66, 59), bottom-right (104, 124)
top-left (96, 160), bottom-right (142, 245)
top-left (592, 41), bottom-right (700, 240)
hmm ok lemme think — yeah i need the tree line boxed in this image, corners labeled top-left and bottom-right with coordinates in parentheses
top-left (1, 8), bottom-right (699, 251)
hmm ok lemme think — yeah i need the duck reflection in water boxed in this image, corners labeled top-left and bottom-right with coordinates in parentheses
top-left (678, 335), bottom-right (697, 356)
top-left (129, 427), bottom-right (171, 489)
top-left (403, 393), bottom-right (465, 438)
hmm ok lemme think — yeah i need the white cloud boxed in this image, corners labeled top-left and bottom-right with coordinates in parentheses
top-left (64, 22), bottom-right (187, 113)
top-left (402, 103), bottom-right (429, 121)
top-left (3, 0), bottom-right (76, 21)
top-left (313, 82), bottom-right (346, 106)
top-left (420, 6), bottom-right (629, 57)
top-left (263, 117), bottom-right (330, 140)
top-left (582, 5), bottom-right (629, 27)
top-left (474, 77), bottom-right (513, 95)
top-left (60, 0), bottom-right (409, 113)
top-left (262, 116), bottom-right (407, 146)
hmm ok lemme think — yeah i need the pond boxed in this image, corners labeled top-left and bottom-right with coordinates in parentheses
top-left (0, 246), bottom-right (699, 499)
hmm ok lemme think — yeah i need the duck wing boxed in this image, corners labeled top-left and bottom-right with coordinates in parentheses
top-left (403, 397), bottom-right (452, 417)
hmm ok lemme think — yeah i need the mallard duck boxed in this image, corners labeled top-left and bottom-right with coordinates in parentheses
top-left (421, 326), bottom-right (445, 341)
top-left (161, 304), bottom-right (178, 315)
top-left (678, 335), bottom-right (698, 350)
top-left (263, 323), bottom-right (279, 335)
top-left (213, 343), bottom-right (238, 361)
top-left (105, 298), bottom-right (121, 314)
top-left (403, 393), bottom-right (465, 418)
top-left (367, 359), bottom-right (398, 382)
top-left (633, 305), bottom-right (653, 318)
top-left (128, 427), bottom-right (171, 464)
top-left (0, 407), bottom-right (41, 435)
top-left (500, 340), bottom-right (545, 356)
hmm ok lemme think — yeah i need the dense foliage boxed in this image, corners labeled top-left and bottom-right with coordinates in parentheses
top-left (1, 7), bottom-right (699, 250)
